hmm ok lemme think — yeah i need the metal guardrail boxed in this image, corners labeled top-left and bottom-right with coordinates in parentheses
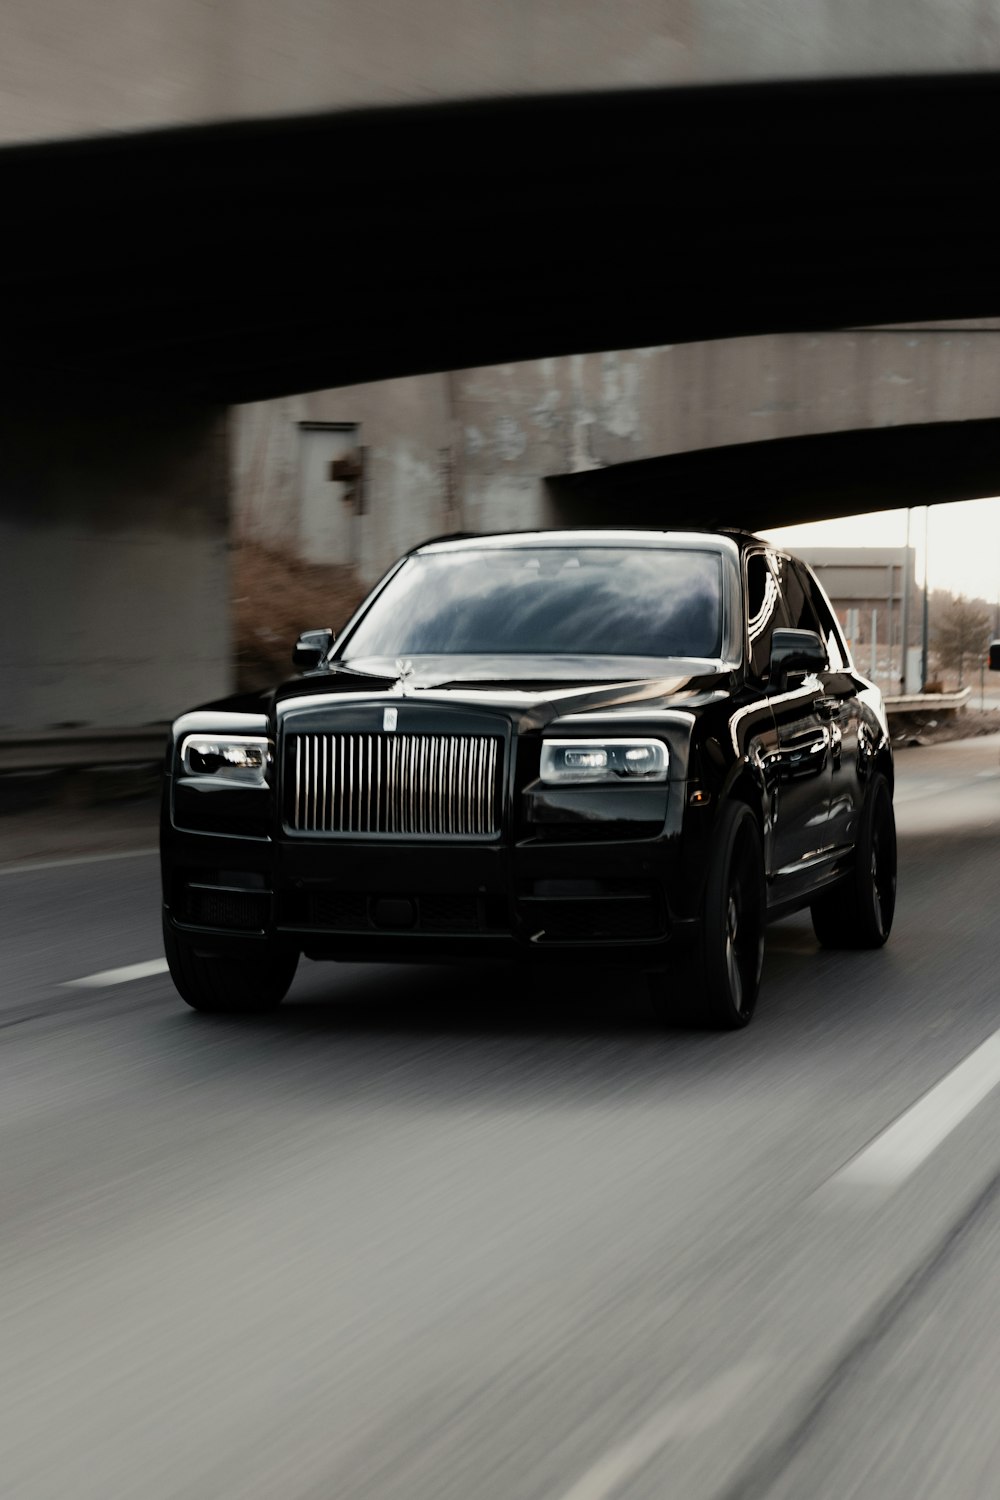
top-left (0, 727), bottom-right (169, 774)
top-left (883, 687), bottom-right (971, 716)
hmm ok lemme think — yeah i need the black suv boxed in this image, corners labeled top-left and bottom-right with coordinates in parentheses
top-left (161, 529), bottom-right (896, 1028)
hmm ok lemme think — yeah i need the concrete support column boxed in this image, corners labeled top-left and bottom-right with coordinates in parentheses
top-left (0, 395), bottom-right (232, 732)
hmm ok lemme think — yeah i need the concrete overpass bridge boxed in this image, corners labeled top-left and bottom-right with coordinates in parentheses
top-left (6, 3), bottom-right (1000, 732)
top-left (6, 74), bottom-right (1000, 404)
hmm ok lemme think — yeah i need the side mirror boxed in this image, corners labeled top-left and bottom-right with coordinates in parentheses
top-left (989, 640), bottom-right (1000, 672)
top-left (292, 628), bottom-right (335, 669)
top-left (769, 628), bottom-right (826, 688)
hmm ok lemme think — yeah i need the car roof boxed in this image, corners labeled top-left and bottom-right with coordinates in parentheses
top-left (412, 528), bottom-right (755, 557)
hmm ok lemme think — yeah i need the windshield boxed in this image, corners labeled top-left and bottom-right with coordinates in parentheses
top-left (340, 546), bottom-right (724, 660)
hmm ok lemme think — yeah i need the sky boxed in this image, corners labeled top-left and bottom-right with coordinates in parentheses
top-left (761, 496), bottom-right (1000, 603)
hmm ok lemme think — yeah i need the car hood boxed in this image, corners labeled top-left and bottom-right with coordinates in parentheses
top-left (266, 654), bottom-right (729, 728)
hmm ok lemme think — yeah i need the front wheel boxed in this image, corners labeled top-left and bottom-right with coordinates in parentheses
top-left (650, 800), bottom-right (766, 1030)
top-left (811, 772), bottom-right (896, 949)
top-left (163, 914), bottom-right (299, 1014)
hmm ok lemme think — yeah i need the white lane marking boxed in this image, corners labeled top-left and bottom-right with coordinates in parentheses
top-left (64, 958), bottom-right (169, 989)
top-left (0, 848), bottom-right (157, 877)
top-left (830, 1029), bottom-right (1000, 1190)
top-left (554, 1362), bottom-right (766, 1500)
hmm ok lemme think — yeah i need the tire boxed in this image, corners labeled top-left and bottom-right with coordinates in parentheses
top-left (650, 800), bottom-right (766, 1030)
top-left (163, 913), bottom-right (298, 1014)
top-left (811, 772), bottom-right (896, 950)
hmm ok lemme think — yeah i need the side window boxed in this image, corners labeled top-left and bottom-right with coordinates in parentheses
top-left (793, 561), bottom-right (847, 672)
top-left (746, 551), bottom-right (788, 683)
top-left (781, 558), bottom-right (824, 638)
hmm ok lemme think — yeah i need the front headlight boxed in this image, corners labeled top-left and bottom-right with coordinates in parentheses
top-left (180, 734), bottom-right (272, 786)
top-left (540, 739), bottom-right (668, 784)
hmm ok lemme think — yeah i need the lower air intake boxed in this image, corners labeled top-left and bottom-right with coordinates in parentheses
top-left (181, 885), bottom-right (270, 931)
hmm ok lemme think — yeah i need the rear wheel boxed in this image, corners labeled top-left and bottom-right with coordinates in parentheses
top-left (163, 914), bottom-right (298, 1014)
top-left (811, 772), bottom-right (896, 949)
top-left (650, 800), bottom-right (765, 1029)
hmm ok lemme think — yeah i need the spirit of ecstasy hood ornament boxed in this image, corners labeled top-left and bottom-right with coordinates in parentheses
top-left (391, 658), bottom-right (415, 696)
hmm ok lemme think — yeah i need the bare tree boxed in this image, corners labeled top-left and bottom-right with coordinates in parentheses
top-left (931, 592), bottom-right (992, 687)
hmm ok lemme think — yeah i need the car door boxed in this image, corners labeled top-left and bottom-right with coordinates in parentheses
top-left (753, 552), bottom-right (834, 880)
top-left (791, 559), bottom-right (862, 854)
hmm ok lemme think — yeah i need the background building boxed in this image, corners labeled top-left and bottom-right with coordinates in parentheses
top-left (794, 547), bottom-right (921, 693)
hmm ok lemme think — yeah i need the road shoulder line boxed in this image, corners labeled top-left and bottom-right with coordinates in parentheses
top-left (827, 1028), bottom-right (1000, 1190)
top-left (556, 1363), bottom-right (767, 1500)
top-left (714, 1158), bottom-right (1000, 1500)
top-left (64, 958), bottom-right (169, 988)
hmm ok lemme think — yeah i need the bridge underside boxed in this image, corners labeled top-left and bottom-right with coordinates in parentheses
top-left (7, 76), bottom-right (1000, 733)
top-left (546, 420), bottom-right (1000, 531)
top-left (5, 73), bottom-right (1000, 404)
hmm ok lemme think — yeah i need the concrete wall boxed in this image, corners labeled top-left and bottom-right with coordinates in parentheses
top-left (234, 377), bottom-right (456, 586)
top-left (232, 323), bottom-right (1000, 587)
top-left (6, 0), bottom-right (1000, 146)
top-left (462, 326), bottom-right (1000, 485)
top-left (459, 327), bottom-right (1000, 537)
top-left (0, 401), bottom-right (231, 731)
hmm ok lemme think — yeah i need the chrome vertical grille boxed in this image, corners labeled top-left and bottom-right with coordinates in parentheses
top-left (285, 732), bottom-right (502, 837)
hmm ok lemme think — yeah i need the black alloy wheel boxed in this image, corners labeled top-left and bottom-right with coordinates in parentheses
top-left (163, 913), bottom-right (299, 1014)
top-left (651, 800), bottom-right (766, 1030)
top-left (811, 772), bottom-right (896, 949)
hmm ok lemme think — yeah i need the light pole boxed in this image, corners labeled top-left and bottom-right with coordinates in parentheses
top-left (900, 508), bottom-right (912, 693)
top-left (921, 506), bottom-right (930, 689)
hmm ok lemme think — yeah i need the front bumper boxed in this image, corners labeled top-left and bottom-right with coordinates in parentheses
top-left (162, 789), bottom-right (702, 967)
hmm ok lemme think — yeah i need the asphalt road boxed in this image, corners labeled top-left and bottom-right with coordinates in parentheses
top-left (3, 737), bottom-right (1000, 1500)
